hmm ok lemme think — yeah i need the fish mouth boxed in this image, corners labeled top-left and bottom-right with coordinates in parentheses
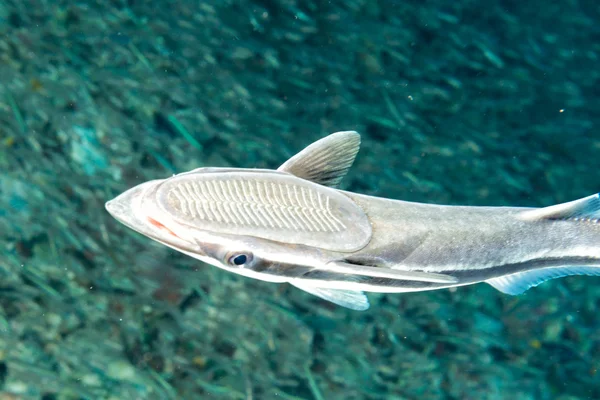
top-left (105, 180), bottom-right (162, 233)
top-left (106, 180), bottom-right (205, 255)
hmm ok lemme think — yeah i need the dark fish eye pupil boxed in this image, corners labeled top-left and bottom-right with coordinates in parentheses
top-left (232, 254), bottom-right (247, 266)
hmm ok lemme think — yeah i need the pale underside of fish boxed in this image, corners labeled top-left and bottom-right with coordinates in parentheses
top-left (106, 131), bottom-right (600, 310)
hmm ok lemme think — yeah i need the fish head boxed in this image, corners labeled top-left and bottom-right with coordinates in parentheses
top-left (105, 167), bottom-right (372, 282)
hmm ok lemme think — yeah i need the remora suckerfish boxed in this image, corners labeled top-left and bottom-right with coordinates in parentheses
top-left (106, 131), bottom-right (600, 310)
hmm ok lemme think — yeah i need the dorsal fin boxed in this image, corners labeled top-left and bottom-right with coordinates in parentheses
top-left (277, 131), bottom-right (360, 188)
top-left (518, 193), bottom-right (600, 222)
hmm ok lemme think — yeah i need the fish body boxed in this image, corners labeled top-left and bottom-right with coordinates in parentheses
top-left (106, 131), bottom-right (600, 310)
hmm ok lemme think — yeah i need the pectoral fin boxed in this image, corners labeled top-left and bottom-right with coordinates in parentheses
top-left (290, 282), bottom-right (370, 310)
top-left (325, 261), bottom-right (459, 283)
top-left (277, 131), bottom-right (361, 188)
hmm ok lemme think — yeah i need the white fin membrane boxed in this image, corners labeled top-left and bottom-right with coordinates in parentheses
top-left (486, 266), bottom-right (600, 295)
top-left (326, 261), bottom-right (458, 283)
top-left (291, 282), bottom-right (370, 311)
top-left (519, 193), bottom-right (600, 221)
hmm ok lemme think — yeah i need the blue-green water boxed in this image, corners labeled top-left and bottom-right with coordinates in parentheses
top-left (1, 0), bottom-right (599, 399)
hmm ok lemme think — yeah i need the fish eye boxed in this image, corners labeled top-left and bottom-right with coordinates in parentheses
top-left (227, 252), bottom-right (253, 267)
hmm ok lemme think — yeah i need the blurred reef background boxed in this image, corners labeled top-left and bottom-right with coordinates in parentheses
top-left (1, 0), bottom-right (600, 399)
